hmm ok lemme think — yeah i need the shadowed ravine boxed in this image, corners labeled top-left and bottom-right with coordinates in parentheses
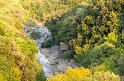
top-left (24, 24), bottom-right (77, 77)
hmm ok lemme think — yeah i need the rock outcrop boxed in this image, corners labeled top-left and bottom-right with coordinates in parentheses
top-left (60, 42), bottom-right (68, 51)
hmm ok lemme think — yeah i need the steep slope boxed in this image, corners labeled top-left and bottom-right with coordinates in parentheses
top-left (44, 0), bottom-right (124, 80)
top-left (0, 0), bottom-right (44, 81)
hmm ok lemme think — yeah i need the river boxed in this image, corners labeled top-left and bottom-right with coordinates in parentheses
top-left (24, 25), bottom-right (77, 77)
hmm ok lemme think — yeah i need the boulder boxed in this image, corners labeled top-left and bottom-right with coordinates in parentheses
top-left (48, 54), bottom-right (58, 60)
top-left (49, 60), bottom-right (59, 65)
top-left (40, 48), bottom-right (49, 54)
top-left (51, 45), bottom-right (59, 52)
top-left (57, 62), bottom-right (67, 72)
top-left (60, 42), bottom-right (68, 51)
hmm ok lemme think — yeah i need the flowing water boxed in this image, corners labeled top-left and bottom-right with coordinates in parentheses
top-left (25, 25), bottom-right (77, 77)
top-left (25, 26), bottom-right (54, 77)
top-left (37, 47), bottom-right (54, 77)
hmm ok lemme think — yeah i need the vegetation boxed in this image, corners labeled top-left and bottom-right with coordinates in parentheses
top-left (44, 0), bottom-right (124, 80)
top-left (0, 0), bottom-right (45, 81)
top-left (41, 38), bottom-right (54, 48)
top-left (47, 67), bottom-right (120, 81)
top-left (1, 0), bottom-right (124, 81)
top-left (25, 20), bottom-right (36, 27)
top-left (30, 30), bottom-right (41, 40)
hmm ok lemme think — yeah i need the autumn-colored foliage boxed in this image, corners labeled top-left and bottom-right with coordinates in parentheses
top-left (47, 67), bottom-right (120, 81)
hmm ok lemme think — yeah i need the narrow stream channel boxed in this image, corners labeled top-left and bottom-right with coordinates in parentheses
top-left (25, 26), bottom-right (54, 77)
top-left (37, 45), bottom-right (54, 77)
top-left (25, 25), bottom-right (77, 77)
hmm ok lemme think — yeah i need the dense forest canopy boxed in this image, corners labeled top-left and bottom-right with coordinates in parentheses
top-left (0, 0), bottom-right (124, 81)
top-left (0, 0), bottom-right (45, 81)
top-left (44, 0), bottom-right (124, 80)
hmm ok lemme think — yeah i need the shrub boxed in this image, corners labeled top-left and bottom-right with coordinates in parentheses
top-left (25, 21), bottom-right (36, 27)
top-left (94, 48), bottom-right (124, 76)
top-left (64, 50), bottom-right (75, 59)
top-left (47, 67), bottom-right (91, 81)
top-left (41, 38), bottom-right (54, 48)
top-left (91, 71), bottom-right (120, 81)
top-left (75, 42), bottom-right (117, 67)
top-left (0, 0), bottom-right (45, 81)
top-left (0, 35), bottom-right (42, 81)
top-left (30, 31), bottom-right (41, 40)
top-left (36, 70), bottom-right (46, 81)
top-left (116, 54), bottom-right (124, 75)
top-left (0, 22), bottom-right (6, 36)
top-left (47, 67), bottom-right (120, 81)
top-left (14, 17), bottom-right (24, 30)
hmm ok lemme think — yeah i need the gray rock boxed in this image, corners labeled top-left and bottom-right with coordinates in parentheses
top-left (49, 60), bottom-right (59, 65)
top-left (40, 48), bottom-right (49, 54)
top-left (57, 62), bottom-right (67, 72)
top-left (25, 25), bottom-right (79, 77)
top-left (60, 42), bottom-right (68, 51)
top-left (51, 45), bottom-right (59, 52)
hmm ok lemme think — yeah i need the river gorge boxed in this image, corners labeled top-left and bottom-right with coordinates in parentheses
top-left (24, 24), bottom-right (77, 77)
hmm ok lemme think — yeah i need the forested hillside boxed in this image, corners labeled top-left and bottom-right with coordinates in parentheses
top-left (0, 0), bottom-right (124, 81)
top-left (0, 0), bottom-right (45, 81)
top-left (43, 0), bottom-right (124, 81)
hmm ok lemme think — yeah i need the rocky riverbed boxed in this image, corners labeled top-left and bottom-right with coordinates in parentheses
top-left (39, 46), bottom-right (77, 73)
top-left (25, 25), bottom-right (77, 77)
